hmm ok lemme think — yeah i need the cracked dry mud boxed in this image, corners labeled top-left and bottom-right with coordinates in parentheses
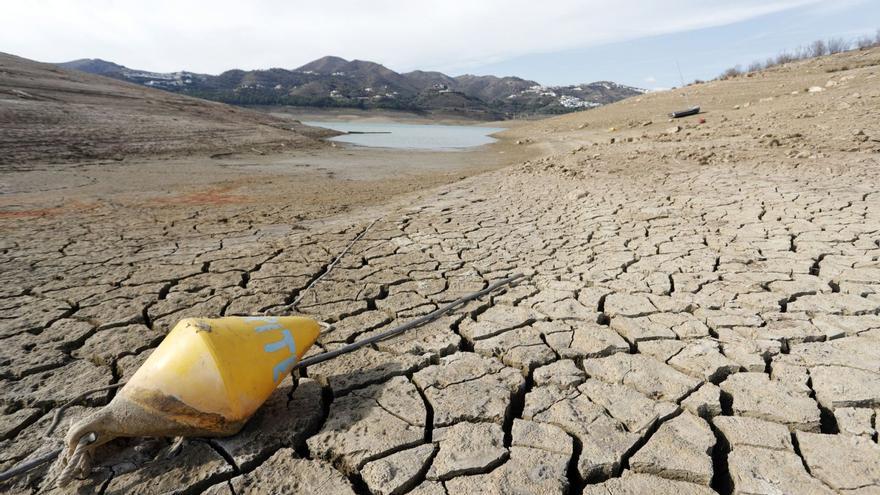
top-left (3, 48), bottom-right (880, 494)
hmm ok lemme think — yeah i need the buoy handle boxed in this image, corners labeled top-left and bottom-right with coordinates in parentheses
top-left (64, 409), bottom-right (119, 456)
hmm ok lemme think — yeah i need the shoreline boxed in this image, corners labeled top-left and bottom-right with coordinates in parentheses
top-left (0, 119), bottom-right (539, 221)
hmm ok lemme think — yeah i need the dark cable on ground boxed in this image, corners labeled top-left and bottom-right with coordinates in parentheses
top-left (294, 272), bottom-right (527, 370)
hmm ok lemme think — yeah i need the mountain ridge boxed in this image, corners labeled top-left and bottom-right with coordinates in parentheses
top-left (58, 56), bottom-right (644, 119)
top-left (1, 52), bottom-right (333, 164)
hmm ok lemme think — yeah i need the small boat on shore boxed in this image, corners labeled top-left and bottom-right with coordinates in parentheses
top-left (670, 106), bottom-right (700, 118)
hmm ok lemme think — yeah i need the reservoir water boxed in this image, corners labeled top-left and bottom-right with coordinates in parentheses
top-left (304, 121), bottom-right (504, 150)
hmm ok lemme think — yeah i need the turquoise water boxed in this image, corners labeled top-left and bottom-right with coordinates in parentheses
top-left (304, 121), bottom-right (504, 150)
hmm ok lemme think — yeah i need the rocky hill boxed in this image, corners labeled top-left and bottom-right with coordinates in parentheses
top-left (57, 56), bottom-right (643, 119)
top-left (0, 53), bottom-right (333, 165)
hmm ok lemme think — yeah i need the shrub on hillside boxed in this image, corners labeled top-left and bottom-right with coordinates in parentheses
top-left (717, 30), bottom-right (878, 80)
top-left (747, 61), bottom-right (764, 73)
top-left (826, 37), bottom-right (850, 54)
top-left (856, 30), bottom-right (880, 49)
top-left (719, 65), bottom-right (743, 80)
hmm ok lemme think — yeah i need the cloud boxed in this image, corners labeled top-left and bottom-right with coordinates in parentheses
top-left (645, 76), bottom-right (657, 83)
top-left (0, 0), bottom-right (825, 74)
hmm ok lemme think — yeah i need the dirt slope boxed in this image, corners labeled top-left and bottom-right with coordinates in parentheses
top-left (0, 53), bottom-right (333, 167)
top-left (505, 46), bottom-right (879, 162)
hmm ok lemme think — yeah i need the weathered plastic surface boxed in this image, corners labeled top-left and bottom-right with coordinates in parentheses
top-left (65, 316), bottom-right (320, 450)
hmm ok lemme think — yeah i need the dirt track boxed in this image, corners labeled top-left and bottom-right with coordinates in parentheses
top-left (2, 48), bottom-right (880, 493)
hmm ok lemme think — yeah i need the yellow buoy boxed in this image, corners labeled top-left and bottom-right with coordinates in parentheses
top-left (65, 316), bottom-right (320, 450)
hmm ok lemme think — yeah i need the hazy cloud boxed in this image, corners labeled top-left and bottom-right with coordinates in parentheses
top-left (1, 0), bottom-right (826, 74)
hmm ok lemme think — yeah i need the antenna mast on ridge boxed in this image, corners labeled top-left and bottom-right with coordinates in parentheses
top-left (676, 60), bottom-right (691, 108)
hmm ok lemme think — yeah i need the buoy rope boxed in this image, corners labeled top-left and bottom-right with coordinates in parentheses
top-left (55, 432), bottom-right (97, 487)
top-left (293, 272), bottom-right (527, 370)
top-left (0, 382), bottom-right (123, 482)
top-left (45, 382), bottom-right (126, 435)
top-left (291, 217), bottom-right (381, 309)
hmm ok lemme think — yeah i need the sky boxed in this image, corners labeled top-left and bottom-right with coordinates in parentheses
top-left (1, 0), bottom-right (878, 89)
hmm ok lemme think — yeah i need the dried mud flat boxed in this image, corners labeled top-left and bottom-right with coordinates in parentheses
top-left (2, 48), bottom-right (880, 494)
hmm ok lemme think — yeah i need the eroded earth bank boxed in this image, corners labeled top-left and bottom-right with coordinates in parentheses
top-left (2, 48), bottom-right (880, 494)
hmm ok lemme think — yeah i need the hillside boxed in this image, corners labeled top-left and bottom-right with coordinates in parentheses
top-left (57, 56), bottom-right (644, 118)
top-left (1, 53), bottom-right (333, 165)
top-left (506, 45), bottom-right (880, 163)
